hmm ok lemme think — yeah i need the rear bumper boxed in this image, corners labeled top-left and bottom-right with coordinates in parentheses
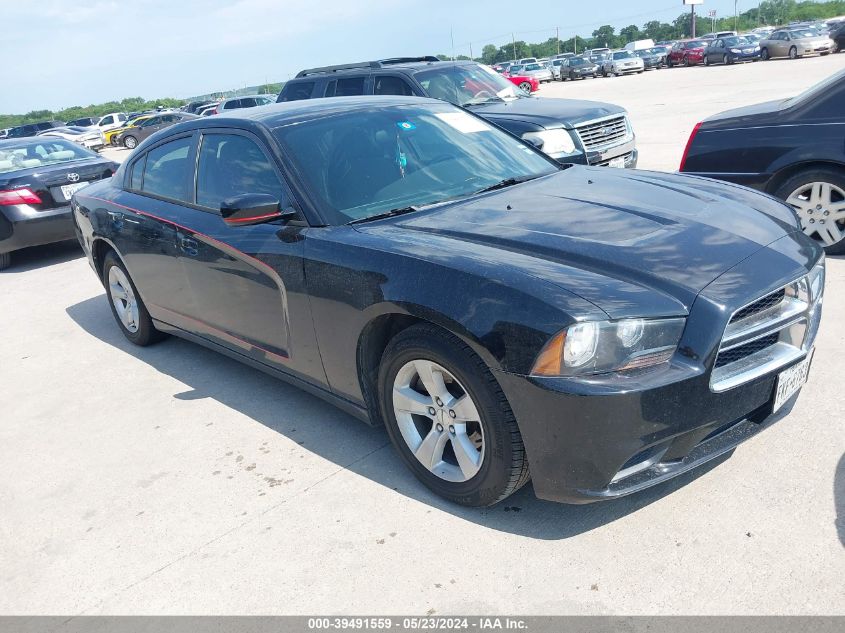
top-left (0, 203), bottom-right (76, 254)
top-left (494, 354), bottom-right (805, 504)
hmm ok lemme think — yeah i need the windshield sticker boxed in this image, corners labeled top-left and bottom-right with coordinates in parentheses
top-left (434, 112), bottom-right (489, 134)
top-left (396, 121), bottom-right (416, 131)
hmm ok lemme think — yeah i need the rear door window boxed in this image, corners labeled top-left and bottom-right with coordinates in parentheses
top-left (195, 133), bottom-right (286, 211)
top-left (374, 76), bottom-right (414, 96)
top-left (141, 136), bottom-right (193, 202)
top-left (335, 77), bottom-right (366, 96)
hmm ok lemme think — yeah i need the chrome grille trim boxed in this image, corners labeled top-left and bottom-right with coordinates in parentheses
top-left (574, 115), bottom-right (631, 150)
top-left (710, 272), bottom-right (820, 393)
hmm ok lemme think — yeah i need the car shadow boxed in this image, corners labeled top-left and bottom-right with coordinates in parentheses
top-left (835, 452), bottom-right (845, 548)
top-left (67, 294), bottom-right (733, 540)
top-left (2, 240), bottom-right (82, 273)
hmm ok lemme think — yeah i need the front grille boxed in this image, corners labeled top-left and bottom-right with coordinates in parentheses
top-left (574, 116), bottom-right (629, 150)
top-left (709, 272), bottom-right (822, 392)
top-left (731, 288), bottom-right (785, 323)
top-left (714, 333), bottom-right (779, 368)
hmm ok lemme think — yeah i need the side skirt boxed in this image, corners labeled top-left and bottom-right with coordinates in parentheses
top-left (152, 319), bottom-right (373, 426)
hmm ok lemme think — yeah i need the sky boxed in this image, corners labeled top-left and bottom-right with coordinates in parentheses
top-left (1, 0), bottom-right (749, 113)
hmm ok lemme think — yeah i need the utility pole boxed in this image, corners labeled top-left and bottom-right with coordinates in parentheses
top-left (470, 42), bottom-right (473, 61)
top-left (450, 27), bottom-right (455, 61)
top-left (574, 36), bottom-right (577, 54)
top-left (691, 3), bottom-right (697, 38)
top-left (512, 33), bottom-right (517, 61)
top-left (735, 0), bottom-right (739, 32)
top-left (556, 26), bottom-right (560, 55)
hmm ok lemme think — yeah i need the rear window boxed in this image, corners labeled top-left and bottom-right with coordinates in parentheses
top-left (279, 81), bottom-right (315, 102)
top-left (0, 139), bottom-right (96, 174)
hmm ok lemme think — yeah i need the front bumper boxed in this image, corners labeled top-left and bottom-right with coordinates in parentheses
top-left (0, 203), bottom-right (76, 254)
top-left (730, 51), bottom-right (761, 61)
top-left (495, 359), bottom-right (802, 503)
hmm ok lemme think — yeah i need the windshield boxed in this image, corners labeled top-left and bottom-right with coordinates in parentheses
top-left (686, 40), bottom-right (707, 48)
top-left (0, 139), bottom-right (97, 173)
top-left (723, 37), bottom-right (749, 46)
top-left (274, 103), bottom-right (559, 225)
top-left (415, 64), bottom-right (522, 106)
top-left (523, 63), bottom-right (542, 71)
top-left (570, 57), bottom-right (590, 66)
top-left (613, 51), bottom-right (634, 60)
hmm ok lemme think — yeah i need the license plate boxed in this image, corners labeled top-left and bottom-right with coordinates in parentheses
top-left (773, 350), bottom-right (813, 413)
top-left (608, 157), bottom-right (625, 168)
top-left (60, 181), bottom-right (89, 201)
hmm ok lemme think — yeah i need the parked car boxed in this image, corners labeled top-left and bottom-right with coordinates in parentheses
top-left (105, 116), bottom-right (154, 146)
top-left (66, 117), bottom-right (100, 127)
top-left (679, 68), bottom-right (845, 253)
top-left (37, 126), bottom-right (105, 151)
top-left (634, 47), bottom-right (666, 69)
top-left (198, 105), bottom-right (219, 116)
top-left (6, 121), bottom-right (64, 139)
top-left (518, 57), bottom-right (537, 64)
top-left (95, 112), bottom-right (128, 133)
top-left (548, 59), bottom-right (564, 80)
top-left (204, 94), bottom-right (276, 116)
top-left (114, 112), bottom-right (198, 149)
top-left (667, 40), bottom-right (709, 66)
top-left (760, 28), bottom-right (832, 59)
top-left (72, 96), bottom-right (824, 506)
top-left (703, 35), bottom-right (761, 65)
top-left (560, 56), bottom-right (600, 80)
top-left (701, 31), bottom-right (738, 40)
top-left (741, 33), bottom-right (764, 44)
top-left (512, 62), bottom-right (553, 83)
top-left (277, 57), bottom-right (637, 167)
top-left (501, 72), bottom-right (539, 93)
top-left (552, 52), bottom-right (575, 60)
top-left (0, 138), bottom-right (117, 269)
top-left (601, 50), bottom-right (645, 76)
top-left (0, 129), bottom-right (9, 139)
top-left (183, 100), bottom-right (217, 114)
top-left (829, 21), bottom-right (845, 52)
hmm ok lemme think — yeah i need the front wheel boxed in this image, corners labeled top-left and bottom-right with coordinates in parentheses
top-left (775, 169), bottom-right (845, 255)
top-left (683, 56), bottom-right (691, 67)
top-left (518, 81), bottom-right (532, 92)
top-left (761, 47), bottom-right (770, 60)
top-left (0, 252), bottom-right (10, 271)
top-left (123, 135), bottom-right (137, 149)
top-left (379, 324), bottom-right (530, 507)
top-left (789, 46), bottom-right (798, 60)
top-left (103, 251), bottom-right (167, 345)
top-left (723, 54), bottom-right (730, 65)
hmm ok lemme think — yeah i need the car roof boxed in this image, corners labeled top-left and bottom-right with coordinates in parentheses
top-left (293, 58), bottom-right (475, 79)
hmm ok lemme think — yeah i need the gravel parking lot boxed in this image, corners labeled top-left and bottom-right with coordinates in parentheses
top-left (2, 56), bottom-right (844, 615)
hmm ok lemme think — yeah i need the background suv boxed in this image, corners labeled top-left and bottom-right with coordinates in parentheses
top-left (277, 56), bottom-right (637, 168)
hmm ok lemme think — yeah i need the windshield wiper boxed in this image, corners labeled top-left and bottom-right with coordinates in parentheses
top-left (473, 176), bottom-right (537, 195)
top-left (347, 206), bottom-right (423, 225)
top-left (463, 96), bottom-right (506, 106)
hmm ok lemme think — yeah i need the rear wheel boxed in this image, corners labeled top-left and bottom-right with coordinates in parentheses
top-left (789, 46), bottom-right (798, 59)
top-left (0, 252), bottom-right (10, 271)
top-left (103, 251), bottom-right (166, 345)
top-left (123, 135), bottom-right (137, 149)
top-left (379, 324), bottom-right (530, 507)
top-left (775, 168), bottom-right (845, 255)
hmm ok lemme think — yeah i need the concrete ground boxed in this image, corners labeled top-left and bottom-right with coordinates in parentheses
top-left (2, 55), bottom-right (844, 615)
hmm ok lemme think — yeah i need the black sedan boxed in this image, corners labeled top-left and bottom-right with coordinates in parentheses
top-left (561, 56), bottom-right (600, 80)
top-left (703, 36), bottom-right (762, 65)
top-left (680, 68), bottom-right (845, 254)
top-left (73, 97), bottom-right (824, 506)
top-left (634, 47), bottom-right (666, 69)
top-left (0, 138), bottom-right (118, 269)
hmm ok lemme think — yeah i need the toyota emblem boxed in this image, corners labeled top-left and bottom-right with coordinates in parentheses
top-left (67, 173), bottom-right (80, 182)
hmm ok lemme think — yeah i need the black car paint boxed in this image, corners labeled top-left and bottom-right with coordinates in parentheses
top-left (277, 60), bottom-right (636, 168)
top-left (0, 147), bottom-right (118, 255)
top-left (679, 68), bottom-right (845, 191)
top-left (72, 98), bottom-right (822, 503)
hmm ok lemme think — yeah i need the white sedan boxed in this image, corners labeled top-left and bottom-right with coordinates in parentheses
top-left (37, 126), bottom-right (105, 151)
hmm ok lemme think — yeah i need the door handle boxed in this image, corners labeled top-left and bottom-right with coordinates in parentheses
top-left (179, 235), bottom-right (198, 256)
top-left (107, 210), bottom-right (123, 230)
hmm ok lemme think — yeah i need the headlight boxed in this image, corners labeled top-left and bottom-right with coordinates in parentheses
top-left (522, 129), bottom-right (576, 155)
top-left (731, 48), bottom-right (742, 53)
top-left (531, 318), bottom-right (686, 377)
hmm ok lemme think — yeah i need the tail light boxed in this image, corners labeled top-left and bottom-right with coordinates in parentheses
top-left (0, 188), bottom-right (42, 206)
top-left (679, 121), bottom-right (702, 172)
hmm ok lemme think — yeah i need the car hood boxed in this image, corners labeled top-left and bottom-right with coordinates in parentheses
top-left (470, 96), bottom-right (625, 129)
top-left (356, 167), bottom-right (802, 318)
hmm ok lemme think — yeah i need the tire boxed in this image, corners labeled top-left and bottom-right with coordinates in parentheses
top-left (667, 57), bottom-right (674, 68)
top-left (123, 135), bottom-right (137, 149)
top-left (761, 48), bottom-right (770, 60)
top-left (723, 54), bottom-right (730, 65)
top-left (378, 324), bottom-right (530, 507)
top-left (683, 56), bottom-right (691, 67)
top-left (518, 81), bottom-right (532, 93)
top-left (789, 46), bottom-right (798, 60)
top-left (102, 251), bottom-right (167, 346)
top-left (0, 252), bottom-right (10, 271)
top-left (774, 168), bottom-right (845, 255)
top-left (704, 55), bottom-right (710, 66)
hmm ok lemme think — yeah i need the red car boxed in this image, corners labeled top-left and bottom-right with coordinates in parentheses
top-left (502, 72), bottom-right (539, 93)
top-left (667, 40), bottom-right (709, 67)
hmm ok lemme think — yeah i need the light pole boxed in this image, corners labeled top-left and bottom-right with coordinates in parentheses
top-left (735, 1), bottom-right (739, 32)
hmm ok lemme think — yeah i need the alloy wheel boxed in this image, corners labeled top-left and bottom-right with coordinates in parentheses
top-left (391, 359), bottom-right (485, 483)
top-left (787, 181), bottom-right (845, 247)
top-left (789, 47), bottom-right (798, 59)
top-left (108, 266), bottom-right (140, 333)
top-left (124, 136), bottom-right (137, 149)
top-left (519, 81), bottom-right (531, 92)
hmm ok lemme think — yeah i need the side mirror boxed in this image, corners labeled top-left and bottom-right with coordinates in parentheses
top-left (220, 193), bottom-right (295, 227)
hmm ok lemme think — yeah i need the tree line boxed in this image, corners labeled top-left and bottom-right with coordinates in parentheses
top-left (3, 0), bottom-right (843, 130)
